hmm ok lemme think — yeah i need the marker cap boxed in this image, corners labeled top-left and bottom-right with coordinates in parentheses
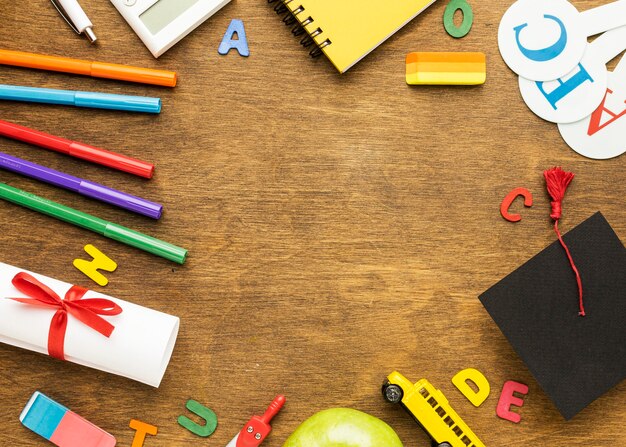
top-left (68, 142), bottom-right (154, 178)
top-left (74, 92), bottom-right (161, 113)
top-left (91, 63), bottom-right (177, 87)
top-left (79, 181), bottom-right (163, 219)
top-left (104, 223), bottom-right (187, 264)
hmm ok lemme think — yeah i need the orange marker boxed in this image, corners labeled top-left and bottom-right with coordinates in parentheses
top-left (0, 49), bottom-right (177, 87)
top-left (406, 52), bottom-right (486, 85)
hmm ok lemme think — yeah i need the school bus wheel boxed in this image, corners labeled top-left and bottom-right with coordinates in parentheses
top-left (382, 383), bottom-right (403, 404)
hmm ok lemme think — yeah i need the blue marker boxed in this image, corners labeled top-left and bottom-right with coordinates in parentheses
top-left (0, 84), bottom-right (161, 113)
top-left (20, 391), bottom-right (116, 447)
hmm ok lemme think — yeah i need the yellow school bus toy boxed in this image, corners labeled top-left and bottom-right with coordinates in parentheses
top-left (382, 371), bottom-right (485, 447)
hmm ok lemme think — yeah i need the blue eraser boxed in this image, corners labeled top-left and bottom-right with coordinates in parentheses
top-left (20, 391), bottom-right (68, 440)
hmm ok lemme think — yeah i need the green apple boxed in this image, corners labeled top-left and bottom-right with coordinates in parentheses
top-left (283, 408), bottom-right (403, 447)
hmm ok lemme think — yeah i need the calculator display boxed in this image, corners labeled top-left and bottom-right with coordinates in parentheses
top-left (140, 0), bottom-right (202, 34)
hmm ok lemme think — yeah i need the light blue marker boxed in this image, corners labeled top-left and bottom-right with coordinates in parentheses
top-left (0, 84), bottom-right (161, 113)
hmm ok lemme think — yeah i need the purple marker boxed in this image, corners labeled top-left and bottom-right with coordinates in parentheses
top-left (0, 152), bottom-right (162, 219)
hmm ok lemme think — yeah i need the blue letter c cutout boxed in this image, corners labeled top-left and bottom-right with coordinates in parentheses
top-left (514, 14), bottom-right (567, 62)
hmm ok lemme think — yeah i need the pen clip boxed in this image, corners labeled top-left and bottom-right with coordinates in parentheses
top-left (50, 0), bottom-right (80, 34)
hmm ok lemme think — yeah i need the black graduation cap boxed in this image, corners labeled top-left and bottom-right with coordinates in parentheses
top-left (479, 212), bottom-right (626, 420)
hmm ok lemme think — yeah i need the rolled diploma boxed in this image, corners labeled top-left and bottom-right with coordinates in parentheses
top-left (0, 262), bottom-right (179, 387)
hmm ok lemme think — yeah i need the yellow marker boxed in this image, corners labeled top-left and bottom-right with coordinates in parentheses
top-left (406, 52), bottom-right (486, 85)
top-left (73, 244), bottom-right (117, 286)
top-left (383, 371), bottom-right (485, 447)
top-left (452, 368), bottom-right (491, 407)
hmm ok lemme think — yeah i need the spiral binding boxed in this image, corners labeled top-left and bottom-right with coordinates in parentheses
top-left (268, 0), bottom-right (332, 58)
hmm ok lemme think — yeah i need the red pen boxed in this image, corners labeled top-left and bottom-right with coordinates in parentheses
top-left (0, 119), bottom-right (154, 178)
top-left (225, 395), bottom-right (286, 447)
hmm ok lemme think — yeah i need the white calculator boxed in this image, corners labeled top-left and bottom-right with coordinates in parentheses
top-left (110, 0), bottom-right (232, 58)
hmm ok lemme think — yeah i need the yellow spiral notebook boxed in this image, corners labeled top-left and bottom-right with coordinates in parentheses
top-left (271, 0), bottom-right (437, 73)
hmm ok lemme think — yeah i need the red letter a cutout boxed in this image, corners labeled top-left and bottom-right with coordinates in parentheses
top-left (588, 88), bottom-right (626, 136)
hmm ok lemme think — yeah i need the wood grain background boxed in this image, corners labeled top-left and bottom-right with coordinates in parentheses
top-left (0, 0), bottom-right (623, 445)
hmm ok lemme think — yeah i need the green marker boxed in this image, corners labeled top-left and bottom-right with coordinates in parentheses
top-left (0, 182), bottom-right (187, 264)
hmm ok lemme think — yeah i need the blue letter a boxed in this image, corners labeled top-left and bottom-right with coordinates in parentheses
top-left (218, 19), bottom-right (249, 57)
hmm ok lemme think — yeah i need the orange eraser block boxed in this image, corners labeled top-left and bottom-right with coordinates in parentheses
top-left (406, 52), bottom-right (486, 85)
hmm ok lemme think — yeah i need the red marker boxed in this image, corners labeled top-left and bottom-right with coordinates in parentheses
top-left (0, 119), bottom-right (154, 178)
top-left (225, 395), bottom-right (285, 447)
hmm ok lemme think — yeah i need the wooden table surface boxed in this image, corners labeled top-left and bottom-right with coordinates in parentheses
top-left (0, 1), bottom-right (623, 446)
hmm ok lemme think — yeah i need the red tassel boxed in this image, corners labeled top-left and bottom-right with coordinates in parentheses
top-left (543, 167), bottom-right (585, 316)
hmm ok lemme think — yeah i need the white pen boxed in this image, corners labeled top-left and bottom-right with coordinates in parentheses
top-left (50, 0), bottom-right (97, 43)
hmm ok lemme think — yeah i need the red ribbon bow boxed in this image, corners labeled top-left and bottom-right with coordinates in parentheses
top-left (9, 272), bottom-right (122, 361)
